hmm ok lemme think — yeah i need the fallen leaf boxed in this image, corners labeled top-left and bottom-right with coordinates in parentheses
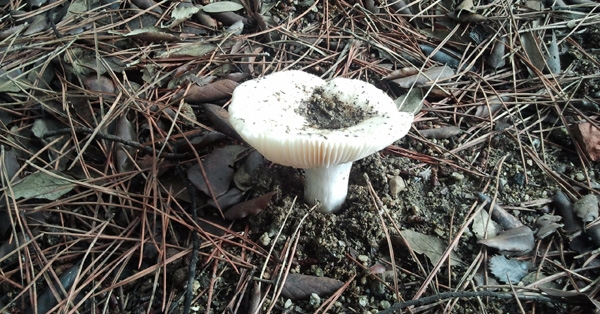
top-left (573, 194), bottom-right (599, 223)
top-left (394, 87), bottom-right (423, 114)
top-left (202, 1), bottom-right (244, 13)
top-left (478, 193), bottom-right (523, 230)
top-left (471, 209), bottom-right (500, 240)
top-left (187, 148), bottom-right (234, 197)
top-left (11, 170), bottom-right (75, 200)
top-left (553, 190), bottom-right (581, 234)
top-left (23, 262), bottom-right (82, 314)
top-left (546, 31), bottom-right (561, 74)
top-left (167, 2), bottom-right (200, 28)
top-left (418, 126), bottom-right (461, 139)
top-left (224, 191), bottom-right (276, 220)
top-left (391, 66), bottom-right (455, 88)
top-left (536, 214), bottom-right (563, 239)
top-left (124, 27), bottom-right (179, 42)
top-left (204, 103), bottom-right (245, 142)
top-left (208, 188), bottom-right (244, 210)
top-left (487, 37), bottom-right (506, 69)
top-left (489, 255), bottom-right (529, 283)
top-left (184, 79), bottom-right (238, 103)
top-left (474, 95), bottom-right (510, 119)
top-left (397, 229), bottom-right (463, 266)
top-left (233, 150), bottom-right (265, 191)
top-left (281, 273), bottom-right (344, 300)
top-left (115, 115), bottom-right (137, 173)
top-left (478, 225), bottom-right (535, 256)
top-left (573, 122), bottom-right (600, 161)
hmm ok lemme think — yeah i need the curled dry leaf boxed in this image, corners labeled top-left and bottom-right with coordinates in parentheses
top-left (478, 193), bottom-right (523, 230)
top-left (554, 190), bottom-right (581, 233)
top-left (394, 230), bottom-right (463, 266)
top-left (195, 7), bottom-right (218, 28)
top-left (125, 27), bottom-right (179, 42)
top-left (208, 188), bottom-right (244, 210)
top-left (233, 150), bottom-right (265, 191)
top-left (474, 95), bottom-right (510, 119)
top-left (489, 255), bottom-right (529, 283)
top-left (203, 103), bottom-right (245, 142)
top-left (418, 126), bottom-right (461, 139)
top-left (471, 209), bottom-right (500, 240)
top-left (546, 31), bottom-right (561, 74)
top-left (281, 273), bottom-right (344, 300)
top-left (391, 66), bottom-right (454, 88)
top-left (382, 67), bottom-right (419, 80)
top-left (478, 225), bottom-right (535, 256)
top-left (1, 149), bottom-right (20, 185)
top-left (115, 115), bottom-right (137, 173)
top-left (420, 45), bottom-right (464, 69)
top-left (224, 191), bottom-right (276, 220)
top-left (573, 194), bottom-right (599, 223)
top-left (573, 122), bottom-right (600, 161)
top-left (184, 79), bottom-right (238, 103)
top-left (187, 148), bottom-right (234, 197)
top-left (536, 214), bottom-right (563, 239)
top-left (209, 11), bottom-right (247, 26)
top-left (84, 75), bottom-right (116, 94)
top-left (131, 0), bottom-right (163, 13)
top-left (487, 37), bottom-right (506, 69)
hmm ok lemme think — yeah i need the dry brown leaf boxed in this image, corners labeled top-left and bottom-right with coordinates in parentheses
top-left (115, 116), bottom-right (137, 173)
top-left (382, 67), bottom-right (420, 80)
top-left (224, 191), bottom-right (276, 220)
top-left (478, 225), bottom-right (535, 256)
top-left (573, 194), bottom-right (599, 223)
top-left (418, 126), bottom-right (461, 139)
top-left (185, 79), bottom-right (238, 103)
top-left (280, 273), bottom-right (344, 300)
top-left (554, 190), bottom-right (581, 234)
top-left (203, 103), bottom-right (244, 142)
top-left (391, 66), bottom-right (454, 88)
top-left (574, 122), bottom-right (600, 161)
top-left (84, 75), bottom-right (115, 94)
top-left (187, 148), bottom-right (234, 197)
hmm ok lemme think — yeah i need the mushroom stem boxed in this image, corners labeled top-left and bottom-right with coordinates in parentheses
top-left (304, 162), bottom-right (353, 213)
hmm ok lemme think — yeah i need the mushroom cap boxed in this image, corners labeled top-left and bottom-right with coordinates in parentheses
top-left (228, 70), bottom-right (413, 169)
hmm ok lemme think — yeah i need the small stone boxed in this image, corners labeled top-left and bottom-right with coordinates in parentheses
top-left (358, 255), bottom-right (369, 263)
top-left (284, 299), bottom-right (293, 308)
top-left (451, 172), bottom-right (465, 181)
top-left (575, 172), bottom-right (585, 181)
top-left (388, 175), bottom-right (406, 197)
top-left (380, 300), bottom-right (391, 309)
top-left (358, 295), bottom-right (368, 306)
top-left (309, 293), bottom-right (321, 307)
top-left (259, 232), bottom-right (271, 246)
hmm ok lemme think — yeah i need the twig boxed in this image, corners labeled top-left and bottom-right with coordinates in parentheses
top-left (42, 127), bottom-right (191, 159)
top-left (177, 165), bottom-right (200, 314)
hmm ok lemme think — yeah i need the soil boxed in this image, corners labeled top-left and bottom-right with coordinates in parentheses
top-left (2, 0), bottom-right (600, 313)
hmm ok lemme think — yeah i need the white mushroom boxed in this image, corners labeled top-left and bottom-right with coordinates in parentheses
top-left (228, 70), bottom-right (413, 213)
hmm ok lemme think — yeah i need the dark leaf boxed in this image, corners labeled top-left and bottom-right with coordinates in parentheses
top-left (187, 148), bottom-right (234, 197)
top-left (208, 188), bottom-right (244, 210)
top-left (224, 191), bottom-right (276, 220)
top-left (487, 37), bottom-right (506, 69)
top-left (185, 79), bottom-right (238, 103)
top-left (281, 273), bottom-right (344, 300)
top-left (233, 150), bottom-right (265, 191)
top-left (131, 0), bottom-right (163, 13)
top-left (24, 262), bottom-right (82, 314)
top-left (489, 255), bottom-right (529, 283)
top-left (204, 103), bottom-right (245, 142)
top-left (554, 190), bottom-right (581, 233)
top-left (478, 225), bottom-right (535, 256)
